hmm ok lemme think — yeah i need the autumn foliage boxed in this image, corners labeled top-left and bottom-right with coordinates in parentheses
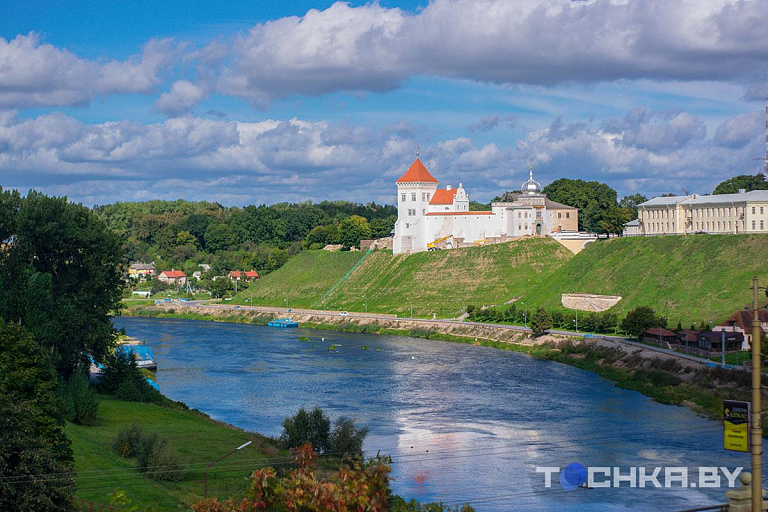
top-left (193, 443), bottom-right (391, 512)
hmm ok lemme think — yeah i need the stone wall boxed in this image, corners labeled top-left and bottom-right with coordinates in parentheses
top-left (561, 293), bottom-right (622, 312)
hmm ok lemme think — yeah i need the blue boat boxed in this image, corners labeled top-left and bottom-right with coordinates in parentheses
top-left (117, 344), bottom-right (157, 370)
top-left (268, 318), bottom-right (299, 328)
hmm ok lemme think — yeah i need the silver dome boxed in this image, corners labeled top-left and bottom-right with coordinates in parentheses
top-left (521, 167), bottom-right (541, 195)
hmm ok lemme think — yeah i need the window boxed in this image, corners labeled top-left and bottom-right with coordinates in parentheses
top-left (517, 212), bottom-right (521, 218)
top-left (566, 212), bottom-right (570, 219)
top-left (762, 221), bottom-right (765, 230)
top-left (422, 209), bottom-right (426, 215)
top-left (411, 193), bottom-right (417, 202)
top-left (422, 193), bottom-right (427, 201)
top-left (408, 209), bottom-right (416, 216)
top-left (753, 221), bottom-right (756, 230)
top-left (401, 193), bottom-right (406, 202)
top-left (752, 207), bottom-right (756, 214)
top-left (405, 223), bottom-right (409, 228)
top-left (558, 212), bottom-right (562, 219)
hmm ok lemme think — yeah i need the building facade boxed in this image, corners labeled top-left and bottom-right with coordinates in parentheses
top-left (392, 158), bottom-right (578, 254)
top-left (636, 190), bottom-right (768, 236)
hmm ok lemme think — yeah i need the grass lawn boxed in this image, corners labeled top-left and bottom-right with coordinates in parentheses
top-left (525, 234), bottom-right (768, 326)
top-left (66, 397), bottom-right (280, 509)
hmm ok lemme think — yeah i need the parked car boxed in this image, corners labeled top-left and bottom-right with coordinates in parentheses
top-left (340, 311), bottom-right (349, 317)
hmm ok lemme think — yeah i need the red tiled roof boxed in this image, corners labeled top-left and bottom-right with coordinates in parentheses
top-left (677, 329), bottom-right (700, 342)
top-left (396, 158), bottom-right (439, 184)
top-left (230, 271), bottom-right (260, 279)
top-left (429, 188), bottom-right (458, 205)
top-left (426, 211), bottom-right (494, 216)
top-left (721, 310), bottom-right (768, 332)
top-left (645, 327), bottom-right (676, 337)
top-left (161, 270), bottom-right (186, 278)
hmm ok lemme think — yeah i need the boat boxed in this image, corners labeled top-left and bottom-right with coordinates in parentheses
top-left (117, 344), bottom-right (158, 371)
top-left (268, 318), bottom-right (299, 328)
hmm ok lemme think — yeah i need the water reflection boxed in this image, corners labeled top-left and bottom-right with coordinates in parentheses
top-left (114, 317), bottom-right (760, 511)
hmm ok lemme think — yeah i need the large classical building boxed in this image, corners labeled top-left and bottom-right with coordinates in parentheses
top-left (636, 190), bottom-right (768, 236)
top-left (392, 158), bottom-right (578, 254)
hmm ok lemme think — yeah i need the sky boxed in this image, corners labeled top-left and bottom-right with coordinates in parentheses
top-left (2, 0), bottom-right (768, 206)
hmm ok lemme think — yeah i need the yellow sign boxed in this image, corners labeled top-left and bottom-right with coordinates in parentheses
top-left (723, 400), bottom-right (750, 452)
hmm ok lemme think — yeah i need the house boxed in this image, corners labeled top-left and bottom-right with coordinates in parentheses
top-left (714, 309), bottom-right (768, 350)
top-left (228, 271), bottom-right (260, 282)
top-left (622, 219), bottom-right (640, 237)
top-left (676, 329), bottom-right (700, 347)
top-left (131, 290), bottom-right (151, 298)
top-left (697, 331), bottom-right (744, 352)
top-left (192, 271), bottom-right (203, 281)
top-left (636, 190), bottom-right (768, 236)
top-left (128, 262), bottom-right (155, 280)
top-left (641, 327), bottom-right (677, 345)
top-left (158, 270), bottom-right (187, 286)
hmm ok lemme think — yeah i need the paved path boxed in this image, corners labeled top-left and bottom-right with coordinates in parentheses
top-left (176, 300), bottom-right (721, 367)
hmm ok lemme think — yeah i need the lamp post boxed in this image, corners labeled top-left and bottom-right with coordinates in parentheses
top-left (750, 277), bottom-right (764, 512)
top-left (205, 440), bottom-right (252, 499)
top-left (518, 301), bottom-right (528, 329)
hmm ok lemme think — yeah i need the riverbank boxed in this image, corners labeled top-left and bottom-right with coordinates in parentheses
top-left (124, 304), bottom-right (767, 432)
top-left (66, 395), bottom-right (279, 509)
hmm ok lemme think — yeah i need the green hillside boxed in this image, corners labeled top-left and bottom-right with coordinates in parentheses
top-left (237, 238), bottom-right (573, 317)
top-left (236, 250), bottom-right (364, 309)
top-left (524, 234), bottom-right (768, 326)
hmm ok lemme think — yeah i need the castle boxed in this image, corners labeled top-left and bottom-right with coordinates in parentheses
top-left (392, 158), bottom-right (579, 254)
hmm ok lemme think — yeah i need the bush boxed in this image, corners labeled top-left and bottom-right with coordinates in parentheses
top-left (280, 407), bottom-right (331, 453)
top-left (113, 426), bottom-right (186, 481)
top-left (531, 309), bottom-right (553, 336)
top-left (112, 424), bottom-right (144, 458)
top-left (328, 416), bottom-right (368, 457)
top-left (58, 367), bottom-right (99, 426)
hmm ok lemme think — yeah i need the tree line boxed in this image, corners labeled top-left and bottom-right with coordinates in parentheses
top-left (96, 199), bottom-right (396, 278)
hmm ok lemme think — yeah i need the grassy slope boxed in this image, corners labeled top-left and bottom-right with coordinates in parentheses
top-left (322, 238), bottom-right (573, 317)
top-left (525, 234), bottom-right (768, 325)
top-left (66, 397), bottom-right (275, 509)
top-left (235, 250), bottom-right (364, 309)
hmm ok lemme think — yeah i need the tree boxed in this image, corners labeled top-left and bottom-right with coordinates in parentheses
top-left (713, 174), bottom-right (768, 195)
top-left (0, 190), bottom-right (124, 376)
top-left (280, 407), bottom-right (331, 453)
top-left (620, 306), bottom-right (659, 338)
top-left (328, 416), bottom-right (369, 457)
top-left (542, 178), bottom-right (618, 232)
top-left (0, 321), bottom-right (75, 511)
top-left (531, 309), bottom-right (553, 336)
top-left (618, 194), bottom-right (647, 220)
top-left (338, 215), bottom-right (372, 249)
top-left (204, 223), bottom-right (237, 253)
top-left (599, 205), bottom-right (632, 235)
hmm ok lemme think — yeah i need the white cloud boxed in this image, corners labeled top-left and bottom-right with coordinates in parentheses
top-left (0, 106), bottom-right (764, 205)
top-left (0, 33), bottom-right (179, 108)
top-left (210, 0), bottom-right (768, 106)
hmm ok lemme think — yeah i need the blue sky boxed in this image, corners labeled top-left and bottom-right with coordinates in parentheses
top-left (1, 0), bottom-right (768, 206)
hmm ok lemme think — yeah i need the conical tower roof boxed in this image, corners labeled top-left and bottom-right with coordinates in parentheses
top-left (396, 158), bottom-right (438, 184)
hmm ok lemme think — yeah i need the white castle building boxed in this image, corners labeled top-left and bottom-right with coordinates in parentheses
top-left (392, 158), bottom-right (578, 254)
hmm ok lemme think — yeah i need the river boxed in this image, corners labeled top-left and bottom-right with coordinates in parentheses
top-left (114, 317), bottom-right (759, 511)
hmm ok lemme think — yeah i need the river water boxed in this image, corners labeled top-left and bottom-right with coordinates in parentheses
top-left (114, 317), bottom-right (760, 511)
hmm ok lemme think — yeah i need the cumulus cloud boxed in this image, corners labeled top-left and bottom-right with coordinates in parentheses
top-left (154, 80), bottom-right (209, 116)
top-left (211, 0), bottom-right (768, 105)
top-left (0, 106), bottom-right (764, 205)
top-left (0, 33), bottom-right (180, 108)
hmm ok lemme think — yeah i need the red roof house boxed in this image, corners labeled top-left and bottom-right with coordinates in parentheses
top-left (158, 270), bottom-right (187, 285)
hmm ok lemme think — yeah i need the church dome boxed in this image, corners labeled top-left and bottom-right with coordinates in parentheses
top-left (521, 167), bottom-right (541, 195)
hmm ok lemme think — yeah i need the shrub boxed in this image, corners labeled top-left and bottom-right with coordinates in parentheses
top-left (112, 427), bottom-right (186, 482)
top-left (328, 416), bottom-right (369, 457)
top-left (58, 368), bottom-right (99, 426)
top-left (280, 407), bottom-right (331, 453)
top-left (531, 309), bottom-right (553, 337)
top-left (112, 424), bottom-right (144, 458)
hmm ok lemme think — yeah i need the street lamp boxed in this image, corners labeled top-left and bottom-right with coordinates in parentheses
top-left (518, 301), bottom-right (528, 329)
top-left (205, 440), bottom-right (252, 499)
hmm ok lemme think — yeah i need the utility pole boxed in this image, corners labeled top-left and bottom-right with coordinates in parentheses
top-left (752, 276), bottom-right (763, 512)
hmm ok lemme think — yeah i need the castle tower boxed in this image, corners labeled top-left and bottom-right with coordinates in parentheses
top-left (393, 158), bottom-right (439, 254)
